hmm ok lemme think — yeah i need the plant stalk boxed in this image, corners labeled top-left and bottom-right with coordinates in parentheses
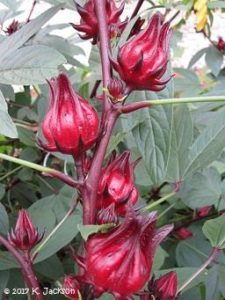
top-left (83, 112), bottom-right (118, 224)
top-left (82, 1), bottom-right (117, 225)
top-left (31, 199), bottom-right (78, 261)
top-left (0, 153), bottom-right (81, 188)
top-left (177, 247), bottom-right (220, 294)
top-left (94, 0), bottom-right (111, 114)
top-left (119, 96), bottom-right (225, 114)
top-left (143, 191), bottom-right (176, 211)
top-left (130, 0), bottom-right (145, 19)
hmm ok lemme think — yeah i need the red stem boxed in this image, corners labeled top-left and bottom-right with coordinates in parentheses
top-left (130, 0), bottom-right (145, 19)
top-left (173, 209), bottom-right (225, 233)
top-left (26, 0), bottom-right (37, 23)
top-left (81, 0), bottom-right (118, 225)
top-left (118, 101), bottom-right (152, 114)
top-left (0, 235), bottom-right (43, 300)
top-left (90, 80), bottom-right (101, 98)
top-left (83, 111), bottom-right (118, 224)
top-left (48, 170), bottom-right (82, 188)
top-left (94, 0), bottom-right (111, 115)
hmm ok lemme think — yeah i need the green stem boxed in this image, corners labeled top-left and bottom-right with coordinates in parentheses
top-left (0, 166), bottom-right (23, 181)
top-left (0, 153), bottom-right (54, 173)
top-left (177, 247), bottom-right (220, 295)
top-left (151, 96), bottom-right (225, 106)
top-left (0, 153), bottom-right (81, 188)
top-left (31, 199), bottom-right (78, 261)
top-left (143, 191), bottom-right (176, 212)
top-left (120, 96), bottom-right (225, 114)
top-left (158, 202), bottom-right (177, 219)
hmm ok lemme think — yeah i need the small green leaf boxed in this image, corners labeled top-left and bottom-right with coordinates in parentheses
top-left (203, 215), bottom-right (225, 249)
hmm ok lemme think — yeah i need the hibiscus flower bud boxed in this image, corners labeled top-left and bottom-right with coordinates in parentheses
top-left (150, 271), bottom-right (177, 300)
top-left (84, 207), bottom-right (173, 297)
top-left (197, 205), bottom-right (212, 218)
top-left (62, 275), bottom-right (82, 300)
top-left (38, 73), bottom-right (99, 157)
top-left (107, 78), bottom-right (125, 102)
top-left (97, 151), bottom-right (139, 216)
top-left (111, 13), bottom-right (172, 93)
top-left (8, 210), bottom-right (43, 251)
top-left (96, 203), bottom-right (118, 225)
top-left (175, 227), bottom-right (193, 240)
top-left (72, 0), bottom-right (125, 44)
top-left (217, 37), bottom-right (225, 52)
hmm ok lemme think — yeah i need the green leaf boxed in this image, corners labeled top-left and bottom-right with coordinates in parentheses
top-left (17, 127), bottom-right (36, 147)
top-left (165, 105), bottom-right (193, 182)
top-left (0, 90), bottom-right (17, 138)
top-left (121, 77), bottom-right (175, 186)
top-left (179, 167), bottom-right (222, 208)
top-left (0, 251), bottom-right (18, 270)
top-left (205, 265), bottom-right (225, 300)
top-left (0, 270), bottom-right (9, 298)
top-left (32, 34), bottom-right (85, 68)
top-left (0, 184), bottom-right (5, 200)
top-left (29, 208), bottom-right (56, 238)
top-left (202, 215), bottom-right (225, 248)
top-left (188, 48), bottom-right (207, 69)
top-left (132, 104), bottom-right (173, 185)
top-left (27, 186), bottom-right (81, 263)
top-left (174, 68), bottom-right (201, 97)
top-left (0, 45), bottom-right (66, 85)
top-left (152, 246), bottom-right (168, 271)
top-left (34, 255), bottom-right (64, 280)
top-left (205, 46), bottom-right (224, 77)
top-left (34, 210), bottom-right (81, 263)
top-left (106, 132), bottom-right (127, 158)
top-left (0, 4), bottom-right (64, 61)
top-left (42, 0), bottom-right (79, 10)
top-left (208, 1), bottom-right (225, 8)
top-left (183, 110), bottom-right (225, 178)
top-left (0, 203), bottom-right (9, 235)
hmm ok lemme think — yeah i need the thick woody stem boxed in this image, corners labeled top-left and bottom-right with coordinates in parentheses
top-left (0, 235), bottom-right (43, 300)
